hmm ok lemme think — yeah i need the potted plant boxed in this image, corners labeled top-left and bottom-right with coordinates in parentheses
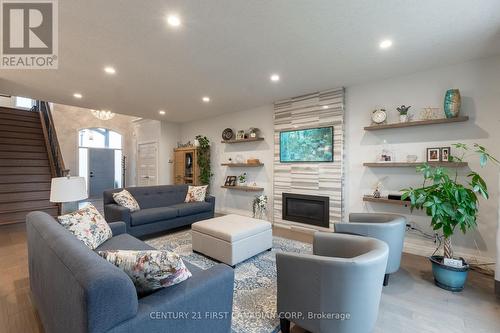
top-left (402, 143), bottom-right (498, 291)
top-left (238, 172), bottom-right (247, 186)
top-left (396, 105), bottom-right (411, 123)
top-left (249, 127), bottom-right (260, 138)
top-left (195, 135), bottom-right (213, 187)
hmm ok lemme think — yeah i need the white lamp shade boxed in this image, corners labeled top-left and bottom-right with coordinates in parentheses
top-left (50, 177), bottom-right (88, 203)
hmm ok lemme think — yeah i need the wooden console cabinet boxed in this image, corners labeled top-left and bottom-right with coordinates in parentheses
top-left (174, 147), bottom-right (200, 185)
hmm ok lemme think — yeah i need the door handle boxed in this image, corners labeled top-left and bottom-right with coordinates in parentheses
top-left (89, 171), bottom-right (94, 178)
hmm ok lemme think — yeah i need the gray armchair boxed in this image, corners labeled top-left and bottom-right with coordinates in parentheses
top-left (276, 232), bottom-right (388, 333)
top-left (334, 213), bottom-right (406, 286)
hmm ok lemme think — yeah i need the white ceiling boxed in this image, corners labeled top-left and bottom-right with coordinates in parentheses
top-left (1, 0), bottom-right (500, 122)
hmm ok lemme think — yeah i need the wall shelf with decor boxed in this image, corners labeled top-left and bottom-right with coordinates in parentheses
top-left (363, 162), bottom-right (468, 168)
top-left (363, 196), bottom-right (410, 207)
top-left (221, 163), bottom-right (264, 167)
top-left (221, 137), bottom-right (264, 144)
top-left (364, 116), bottom-right (469, 131)
top-left (221, 185), bottom-right (264, 192)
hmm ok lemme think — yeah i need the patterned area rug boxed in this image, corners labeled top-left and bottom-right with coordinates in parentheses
top-left (146, 230), bottom-right (312, 333)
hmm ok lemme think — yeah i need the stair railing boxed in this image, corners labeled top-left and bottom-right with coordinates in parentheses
top-left (35, 101), bottom-right (66, 178)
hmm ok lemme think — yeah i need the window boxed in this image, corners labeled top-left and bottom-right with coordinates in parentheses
top-left (15, 97), bottom-right (34, 109)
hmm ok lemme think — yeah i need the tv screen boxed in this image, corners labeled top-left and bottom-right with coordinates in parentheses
top-left (280, 126), bottom-right (333, 162)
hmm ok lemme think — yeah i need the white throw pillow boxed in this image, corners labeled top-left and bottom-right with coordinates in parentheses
top-left (113, 189), bottom-right (140, 212)
top-left (98, 250), bottom-right (192, 293)
top-left (57, 204), bottom-right (112, 250)
top-left (184, 185), bottom-right (208, 203)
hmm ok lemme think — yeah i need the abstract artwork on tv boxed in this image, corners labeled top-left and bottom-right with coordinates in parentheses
top-left (280, 126), bottom-right (333, 162)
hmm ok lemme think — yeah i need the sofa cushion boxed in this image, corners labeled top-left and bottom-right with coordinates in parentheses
top-left (98, 250), bottom-right (192, 293)
top-left (96, 234), bottom-right (154, 251)
top-left (171, 202), bottom-right (212, 217)
top-left (185, 185), bottom-right (208, 202)
top-left (130, 207), bottom-right (178, 226)
top-left (127, 185), bottom-right (188, 209)
top-left (57, 204), bottom-right (112, 250)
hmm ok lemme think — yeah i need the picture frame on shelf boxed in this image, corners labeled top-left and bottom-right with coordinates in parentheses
top-left (224, 176), bottom-right (237, 186)
top-left (427, 148), bottom-right (440, 162)
top-left (236, 130), bottom-right (245, 140)
top-left (441, 147), bottom-right (451, 162)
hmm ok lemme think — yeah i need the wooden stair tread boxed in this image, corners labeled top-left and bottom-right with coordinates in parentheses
top-left (0, 159), bottom-right (49, 167)
top-left (0, 113), bottom-right (40, 123)
top-left (0, 191), bottom-right (51, 203)
top-left (0, 107), bottom-right (39, 118)
top-left (0, 166), bottom-right (51, 175)
top-left (0, 131), bottom-right (43, 139)
top-left (0, 205), bottom-right (58, 214)
top-left (0, 144), bottom-right (47, 152)
top-left (0, 182), bottom-right (51, 193)
top-left (0, 151), bottom-right (49, 159)
top-left (0, 125), bottom-right (42, 134)
top-left (0, 137), bottom-right (45, 146)
top-left (0, 119), bottom-right (41, 129)
top-left (0, 174), bottom-right (52, 183)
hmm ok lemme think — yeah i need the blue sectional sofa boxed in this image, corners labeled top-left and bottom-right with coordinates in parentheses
top-left (104, 185), bottom-right (215, 237)
top-left (26, 211), bottom-right (234, 333)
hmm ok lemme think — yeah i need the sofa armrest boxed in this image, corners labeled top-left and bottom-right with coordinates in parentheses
top-left (105, 204), bottom-right (131, 225)
top-left (111, 264), bottom-right (234, 333)
top-left (205, 195), bottom-right (215, 206)
top-left (108, 222), bottom-right (127, 236)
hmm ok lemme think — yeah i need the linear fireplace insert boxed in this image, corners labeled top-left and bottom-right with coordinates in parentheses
top-left (282, 193), bottom-right (329, 228)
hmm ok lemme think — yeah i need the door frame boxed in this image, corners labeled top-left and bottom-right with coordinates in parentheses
top-left (136, 140), bottom-right (159, 186)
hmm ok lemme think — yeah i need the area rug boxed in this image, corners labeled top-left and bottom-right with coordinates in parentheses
top-left (146, 230), bottom-right (312, 333)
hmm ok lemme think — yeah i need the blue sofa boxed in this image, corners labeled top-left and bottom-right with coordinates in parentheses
top-left (26, 211), bottom-right (234, 333)
top-left (104, 185), bottom-right (215, 237)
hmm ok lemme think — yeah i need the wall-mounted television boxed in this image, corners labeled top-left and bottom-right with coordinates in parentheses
top-left (280, 126), bottom-right (333, 163)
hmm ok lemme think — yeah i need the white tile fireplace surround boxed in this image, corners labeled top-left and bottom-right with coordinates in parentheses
top-left (273, 87), bottom-right (345, 230)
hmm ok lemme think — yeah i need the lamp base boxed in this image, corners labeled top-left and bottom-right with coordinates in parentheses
top-left (61, 202), bottom-right (78, 214)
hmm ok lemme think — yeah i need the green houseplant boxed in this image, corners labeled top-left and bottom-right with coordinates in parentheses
top-left (402, 143), bottom-right (498, 291)
top-left (195, 135), bottom-right (213, 186)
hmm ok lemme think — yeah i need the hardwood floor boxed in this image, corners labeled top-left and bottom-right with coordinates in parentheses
top-left (0, 223), bottom-right (498, 333)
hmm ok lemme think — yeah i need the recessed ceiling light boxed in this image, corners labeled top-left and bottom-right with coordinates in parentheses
top-left (270, 74), bottom-right (280, 82)
top-left (167, 14), bottom-right (181, 27)
top-left (322, 105), bottom-right (329, 109)
top-left (379, 39), bottom-right (393, 49)
top-left (73, 93), bottom-right (82, 99)
top-left (202, 96), bottom-right (210, 103)
top-left (104, 66), bottom-right (116, 74)
top-left (158, 110), bottom-right (166, 115)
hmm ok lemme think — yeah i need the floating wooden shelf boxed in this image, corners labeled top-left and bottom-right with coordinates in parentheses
top-left (364, 116), bottom-right (469, 131)
top-left (363, 162), bottom-right (468, 168)
top-left (221, 163), bottom-right (264, 167)
top-left (363, 196), bottom-right (410, 207)
top-left (221, 137), bottom-right (264, 144)
top-left (221, 185), bottom-right (264, 192)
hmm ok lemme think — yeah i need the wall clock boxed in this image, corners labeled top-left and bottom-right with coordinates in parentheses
top-left (372, 109), bottom-right (387, 124)
top-left (222, 128), bottom-right (234, 141)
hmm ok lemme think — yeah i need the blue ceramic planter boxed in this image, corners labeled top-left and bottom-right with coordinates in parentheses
top-left (429, 256), bottom-right (469, 292)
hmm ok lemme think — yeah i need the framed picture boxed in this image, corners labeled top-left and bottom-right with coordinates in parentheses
top-left (427, 148), bottom-right (440, 162)
top-left (224, 176), bottom-right (237, 186)
top-left (441, 147), bottom-right (451, 162)
top-left (236, 130), bottom-right (245, 140)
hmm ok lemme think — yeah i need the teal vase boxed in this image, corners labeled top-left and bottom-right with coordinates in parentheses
top-left (444, 89), bottom-right (461, 118)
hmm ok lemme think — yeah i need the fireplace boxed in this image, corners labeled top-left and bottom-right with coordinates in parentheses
top-left (282, 193), bottom-right (329, 228)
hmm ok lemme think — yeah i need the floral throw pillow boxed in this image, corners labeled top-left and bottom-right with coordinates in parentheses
top-left (112, 189), bottom-right (140, 212)
top-left (184, 185), bottom-right (208, 203)
top-left (98, 250), bottom-right (192, 293)
top-left (57, 204), bottom-right (112, 250)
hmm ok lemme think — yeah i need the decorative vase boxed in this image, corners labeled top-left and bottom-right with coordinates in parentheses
top-left (444, 89), bottom-right (461, 118)
top-left (399, 114), bottom-right (408, 123)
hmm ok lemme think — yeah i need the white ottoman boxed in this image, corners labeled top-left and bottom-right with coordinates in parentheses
top-left (191, 214), bottom-right (273, 266)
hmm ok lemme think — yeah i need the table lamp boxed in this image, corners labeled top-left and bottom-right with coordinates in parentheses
top-left (50, 176), bottom-right (88, 214)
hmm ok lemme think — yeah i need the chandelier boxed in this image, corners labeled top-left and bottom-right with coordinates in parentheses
top-left (91, 109), bottom-right (115, 121)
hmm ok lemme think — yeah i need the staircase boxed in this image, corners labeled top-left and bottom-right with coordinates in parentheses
top-left (0, 106), bottom-right (59, 225)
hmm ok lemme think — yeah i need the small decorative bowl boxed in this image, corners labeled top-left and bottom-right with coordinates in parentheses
top-left (406, 155), bottom-right (418, 163)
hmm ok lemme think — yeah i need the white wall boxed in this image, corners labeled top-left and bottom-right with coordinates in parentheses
top-left (345, 55), bottom-right (500, 261)
top-left (180, 105), bottom-right (274, 218)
